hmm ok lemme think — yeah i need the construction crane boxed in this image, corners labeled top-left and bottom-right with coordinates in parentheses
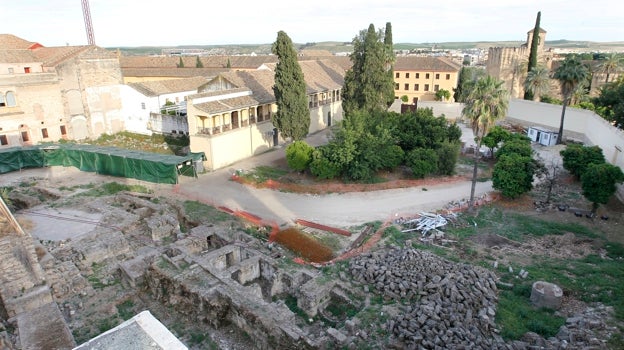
top-left (81, 0), bottom-right (96, 45)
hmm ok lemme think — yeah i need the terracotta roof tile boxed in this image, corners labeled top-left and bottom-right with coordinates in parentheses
top-left (194, 95), bottom-right (260, 114)
top-left (394, 56), bottom-right (462, 72)
top-left (0, 34), bottom-right (39, 49)
top-left (128, 76), bottom-right (209, 96)
top-left (262, 59), bottom-right (345, 94)
top-left (121, 67), bottom-right (229, 78)
top-left (0, 49), bottom-right (38, 63)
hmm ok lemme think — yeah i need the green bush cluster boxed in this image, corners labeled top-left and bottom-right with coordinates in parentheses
top-left (302, 108), bottom-right (461, 182)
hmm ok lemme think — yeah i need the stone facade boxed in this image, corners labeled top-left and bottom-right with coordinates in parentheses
top-left (486, 28), bottom-right (553, 99)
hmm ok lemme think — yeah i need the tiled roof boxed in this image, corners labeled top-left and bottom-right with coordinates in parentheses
top-left (215, 70), bottom-right (276, 103)
top-left (299, 49), bottom-right (333, 56)
top-left (0, 49), bottom-right (38, 63)
top-left (31, 46), bottom-right (97, 67)
top-left (0, 34), bottom-right (39, 49)
top-left (262, 59), bottom-right (345, 94)
top-left (121, 67), bottom-right (229, 78)
top-left (119, 55), bottom-right (278, 69)
top-left (194, 94), bottom-right (260, 114)
top-left (128, 76), bottom-right (209, 96)
top-left (394, 56), bottom-right (462, 72)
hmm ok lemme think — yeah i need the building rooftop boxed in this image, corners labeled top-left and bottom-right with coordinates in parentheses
top-left (73, 310), bottom-right (187, 350)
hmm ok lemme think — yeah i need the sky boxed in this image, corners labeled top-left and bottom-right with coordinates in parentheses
top-left (2, 0), bottom-right (622, 48)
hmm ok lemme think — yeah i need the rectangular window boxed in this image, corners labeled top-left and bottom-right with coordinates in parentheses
top-left (41, 128), bottom-right (49, 138)
top-left (446, 74), bottom-right (451, 80)
top-left (435, 73), bottom-right (440, 79)
top-left (414, 84), bottom-right (419, 91)
top-left (8, 68), bottom-right (14, 74)
top-left (24, 67), bottom-right (31, 73)
top-left (60, 125), bottom-right (67, 135)
top-left (424, 84), bottom-right (430, 92)
top-left (404, 84), bottom-right (409, 90)
top-left (434, 84), bottom-right (440, 92)
top-left (0, 135), bottom-right (7, 145)
top-left (395, 83), bottom-right (399, 90)
top-left (405, 73), bottom-right (410, 78)
top-left (395, 72), bottom-right (399, 78)
top-left (141, 102), bottom-right (146, 110)
top-left (425, 73), bottom-right (430, 79)
top-left (21, 131), bottom-right (30, 142)
top-left (415, 73), bottom-right (420, 79)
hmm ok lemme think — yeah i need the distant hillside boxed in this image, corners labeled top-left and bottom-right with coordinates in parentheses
top-left (111, 40), bottom-right (624, 56)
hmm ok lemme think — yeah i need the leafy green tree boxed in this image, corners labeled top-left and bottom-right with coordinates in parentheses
top-left (309, 146), bottom-right (341, 179)
top-left (560, 144), bottom-right (605, 178)
top-left (272, 31), bottom-right (310, 141)
top-left (285, 141), bottom-right (314, 171)
top-left (482, 125), bottom-right (511, 158)
top-left (195, 56), bottom-right (203, 68)
top-left (383, 22), bottom-right (396, 108)
top-left (342, 24), bottom-right (394, 116)
top-left (553, 55), bottom-right (590, 144)
top-left (406, 148), bottom-right (438, 178)
top-left (436, 141), bottom-right (461, 175)
top-left (581, 163), bottom-right (624, 213)
top-left (462, 75), bottom-right (509, 208)
top-left (593, 77), bottom-right (624, 128)
top-left (524, 11), bottom-right (541, 100)
top-left (492, 153), bottom-right (535, 198)
top-left (435, 89), bottom-right (451, 101)
top-left (495, 138), bottom-right (533, 159)
top-left (524, 66), bottom-right (551, 102)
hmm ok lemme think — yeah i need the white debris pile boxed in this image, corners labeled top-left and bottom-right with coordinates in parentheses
top-left (400, 212), bottom-right (448, 239)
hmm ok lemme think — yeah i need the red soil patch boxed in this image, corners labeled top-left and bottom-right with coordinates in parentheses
top-left (273, 228), bottom-right (334, 263)
top-left (232, 173), bottom-right (468, 195)
top-left (295, 219), bottom-right (351, 237)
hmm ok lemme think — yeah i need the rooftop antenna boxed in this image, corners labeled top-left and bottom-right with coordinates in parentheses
top-left (81, 0), bottom-right (96, 45)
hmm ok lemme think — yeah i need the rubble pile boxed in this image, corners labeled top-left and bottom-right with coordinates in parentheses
top-left (349, 248), bottom-right (503, 348)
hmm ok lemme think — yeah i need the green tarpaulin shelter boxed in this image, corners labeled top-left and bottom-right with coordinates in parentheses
top-left (0, 144), bottom-right (204, 184)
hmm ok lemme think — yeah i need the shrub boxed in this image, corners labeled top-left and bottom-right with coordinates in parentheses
top-left (560, 144), bottom-right (605, 178)
top-left (406, 148), bottom-right (438, 178)
top-left (436, 141), bottom-right (460, 175)
top-left (285, 141), bottom-right (314, 171)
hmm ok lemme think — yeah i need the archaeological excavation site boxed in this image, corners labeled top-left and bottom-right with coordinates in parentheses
top-left (0, 171), bottom-right (622, 350)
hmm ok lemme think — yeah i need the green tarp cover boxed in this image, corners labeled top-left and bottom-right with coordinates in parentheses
top-left (0, 144), bottom-right (204, 184)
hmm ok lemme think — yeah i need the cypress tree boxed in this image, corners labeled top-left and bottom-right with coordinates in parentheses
top-left (383, 22), bottom-right (396, 107)
top-left (177, 56), bottom-right (184, 68)
top-left (271, 31), bottom-right (310, 141)
top-left (343, 23), bottom-right (394, 116)
top-left (195, 56), bottom-right (203, 68)
top-left (524, 11), bottom-right (541, 100)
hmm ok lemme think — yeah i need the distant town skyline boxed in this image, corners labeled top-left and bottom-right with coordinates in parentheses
top-left (2, 0), bottom-right (622, 48)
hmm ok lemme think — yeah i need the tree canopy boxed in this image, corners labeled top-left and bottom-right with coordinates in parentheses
top-left (524, 66), bottom-right (550, 102)
top-left (309, 108), bottom-right (460, 182)
top-left (553, 55), bottom-right (590, 144)
top-left (560, 144), bottom-right (605, 179)
top-left (342, 23), bottom-right (395, 116)
top-left (593, 77), bottom-right (624, 129)
top-left (271, 31), bottom-right (310, 141)
top-left (581, 163), bottom-right (624, 213)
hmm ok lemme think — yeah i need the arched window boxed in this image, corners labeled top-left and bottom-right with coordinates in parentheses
top-left (5, 91), bottom-right (16, 107)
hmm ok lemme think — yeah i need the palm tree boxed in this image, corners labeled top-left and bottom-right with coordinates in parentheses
top-left (553, 55), bottom-right (590, 144)
top-left (462, 75), bottom-right (509, 209)
top-left (524, 65), bottom-right (551, 101)
top-left (599, 54), bottom-right (622, 83)
top-left (509, 57), bottom-right (527, 98)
